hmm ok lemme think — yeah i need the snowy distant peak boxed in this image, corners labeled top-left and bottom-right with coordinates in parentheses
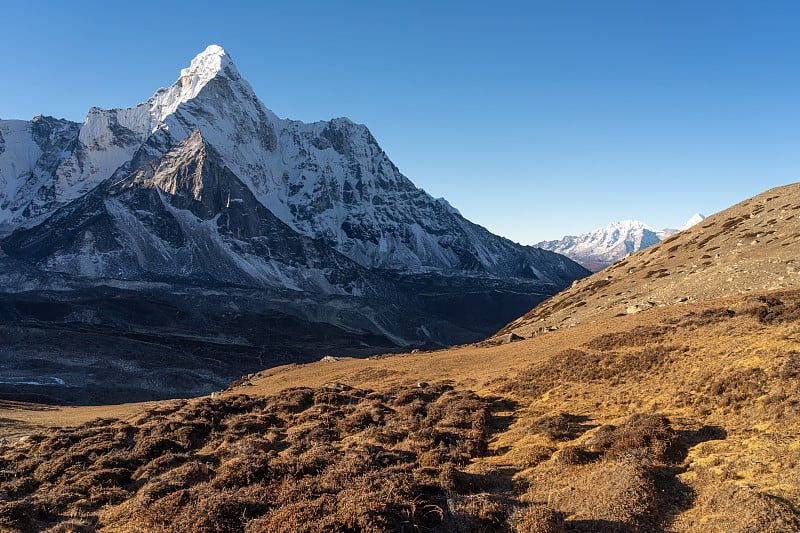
top-left (537, 214), bottom-right (706, 272)
top-left (593, 219), bottom-right (655, 235)
top-left (680, 213), bottom-right (705, 231)
top-left (536, 219), bottom-right (661, 272)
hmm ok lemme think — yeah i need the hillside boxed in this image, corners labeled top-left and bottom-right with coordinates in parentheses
top-left (0, 184), bottom-right (799, 531)
top-left (504, 183), bottom-right (800, 337)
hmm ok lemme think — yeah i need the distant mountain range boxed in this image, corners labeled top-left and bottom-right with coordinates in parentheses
top-left (536, 214), bottom-right (705, 271)
top-left (0, 45), bottom-right (588, 403)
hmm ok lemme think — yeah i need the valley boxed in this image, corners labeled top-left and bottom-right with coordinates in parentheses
top-left (0, 33), bottom-right (798, 532)
top-left (1, 183), bottom-right (799, 531)
top-left (0, 46), bottom-right (587, 404)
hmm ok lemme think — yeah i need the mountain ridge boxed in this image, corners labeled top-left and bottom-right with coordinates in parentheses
top-left (1, 45), bottom-right (586, 282)
top-left (536, 214), bottom-right (705, 271)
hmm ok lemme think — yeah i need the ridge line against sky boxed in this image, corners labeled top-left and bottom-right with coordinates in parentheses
top-left (2, 1), bottom-right (798, 243)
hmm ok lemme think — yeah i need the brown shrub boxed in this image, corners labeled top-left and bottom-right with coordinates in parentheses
top-left (46, 520), bottom-right (97, 533)
top-left (585, 458), bottom-right (657, 527)
top-left (707, 367), bottom-right (768, 407)
top-left (2, 475), bottom-right (39, 497)
top-left (438, 463), bottom-right (492, 494)
top-left (504, 346), bottom-right (681, 399)
top-left (163, 487), bottom-right (269, 533)
top-left (701, 485), bottom-right (800, 532)
top-left (742, 294), bottom-right (800, 324)
top-left (780, 351), bottom-right (800, 379)
top-left (520, 445), bottom-right (555, 469)
top-left (584, 326), bottom-right (671, 351)
top-left (44, 519), bottom-right (97, 532)
top-left (0, 383), bottom-right (507, 532)
top-left (509, 504), bottom-right (565, 533)
top-left (170, 421), bottom-right (213, 448)
top-left (531, 457), bottom-right (662, 531)
top-left (679, 307), bottom-right (736, 327)
top-left (0, 500), bottom-right (39, 531)
top-left (555, 445), bottom-right (597, 465)
top-left (132, 436), bottom-right (183, 461)
top-left (533, 413), bottom-right (589, 442)
top-left (266, 388), bottom-right (314, 414)
top-left (587, 413), bottom-right (685, 463)
top-left (445, 494), bottom-right (511, 532)
top-left (133, 452), bottom-right (189, 481)
top-left (71, 467), bottom-right (132, 493)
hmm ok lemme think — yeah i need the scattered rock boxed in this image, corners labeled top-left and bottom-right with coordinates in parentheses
top-left (320, 355), bottom-right (340, 362)
top-left (627, 301), bottom-right (655, 314)
top-left (322, 382), bottom-right (352, 391)
top-left (499, 332), bottom-right (525, 345)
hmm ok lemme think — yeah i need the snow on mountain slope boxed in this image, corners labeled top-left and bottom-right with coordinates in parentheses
top-left (147, 46), bottom-right (576, 279)
top-left (0, 46), bottom-right (256, 233)
top-left (536, 220), bottom-right (660, 272)
top-left (0, 116), bottom-right (81, 232)
top-left (0, 44), bottom-right (587, 285)
top-left (536, 214), bottom-right (707, 272)
top-left (2, 131), bottom-right (391, 298)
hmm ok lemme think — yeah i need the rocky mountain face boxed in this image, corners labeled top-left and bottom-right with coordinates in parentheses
top-left (0, 45), bottom-right (588, 403)
top-left (3, 131), bottom-right (389, 297)
top-left (536, 214), bottom-right (705, 271)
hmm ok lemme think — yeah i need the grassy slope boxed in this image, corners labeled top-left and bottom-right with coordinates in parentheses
top-left (502, 183), bottom-right (800, 337)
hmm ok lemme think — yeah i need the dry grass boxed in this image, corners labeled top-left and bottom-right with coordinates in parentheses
top-left (499, 343), bottom-right (687, 399)
top-left (0, 384), bottom-right (510, 532)
top-left (2, 287), bottom-right (800, 531)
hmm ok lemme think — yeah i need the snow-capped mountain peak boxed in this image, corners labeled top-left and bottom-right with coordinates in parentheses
top-left (680, 213), bottom-right (705, 231)
top-left (0, 44), bottom-right (590, 284)
top-left (536, 219), bottom-right (661, 272)
top-left (537, 214), bottom-right (707, 271)
top-left (180, 44), bottom-right (236, 83)
top-left (0, 45), bottom-right (274, 232)
top-left (149, 44), bottom-right (261, 131)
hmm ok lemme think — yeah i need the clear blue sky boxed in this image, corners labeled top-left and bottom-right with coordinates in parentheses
top-left (2, 1), bottom-right (799, 243)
